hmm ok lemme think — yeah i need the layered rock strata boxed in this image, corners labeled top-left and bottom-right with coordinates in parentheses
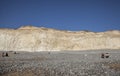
top-left (0, 26), bottom-right (120, 52)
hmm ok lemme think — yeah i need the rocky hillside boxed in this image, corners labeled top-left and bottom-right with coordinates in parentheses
top-left (0, 26), bottom-right (120, 52)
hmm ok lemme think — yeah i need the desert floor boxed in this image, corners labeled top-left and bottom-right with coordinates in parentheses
top-left (0, 49), bottom-right (120, 76)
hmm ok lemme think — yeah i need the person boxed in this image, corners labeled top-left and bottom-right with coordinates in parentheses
top-left (101, 53), bottom-right (104, 58)
top-left (5, 52), bottom-right (9, 57)
top-left (105, 53), bottom-right (109, 58)
top-left (14, 52), bottom-right (17, 54)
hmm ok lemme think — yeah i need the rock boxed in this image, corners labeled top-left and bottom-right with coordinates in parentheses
top-left (0, 25), bottom-right (120, 52)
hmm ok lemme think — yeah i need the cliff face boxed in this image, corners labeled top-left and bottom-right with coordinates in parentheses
top-left (0, 26), bottom-right (120, 52)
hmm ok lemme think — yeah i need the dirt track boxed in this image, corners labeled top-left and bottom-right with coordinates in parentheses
top-left (0, 50), bottom-right (120, 76)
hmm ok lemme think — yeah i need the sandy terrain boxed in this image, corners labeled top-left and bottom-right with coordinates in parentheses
top-left (0, 50), bottom-right (120, 76)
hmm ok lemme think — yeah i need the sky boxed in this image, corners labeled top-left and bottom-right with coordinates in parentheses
top-left (0, 0), bottom-right (120, 32)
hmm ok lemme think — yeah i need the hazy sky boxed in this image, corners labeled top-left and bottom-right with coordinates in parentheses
top-left (0, 0), bottom-right (120, 32)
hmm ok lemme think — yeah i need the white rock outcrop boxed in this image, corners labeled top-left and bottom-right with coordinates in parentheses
top-left (0, 26), bottom-right (120, 52)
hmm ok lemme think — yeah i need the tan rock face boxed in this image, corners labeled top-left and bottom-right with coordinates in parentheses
top-left (0, 26), bottom-right (120, 52)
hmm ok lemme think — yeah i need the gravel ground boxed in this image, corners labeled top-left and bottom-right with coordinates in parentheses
top-left (0, 50), bottom-right (120, 76)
